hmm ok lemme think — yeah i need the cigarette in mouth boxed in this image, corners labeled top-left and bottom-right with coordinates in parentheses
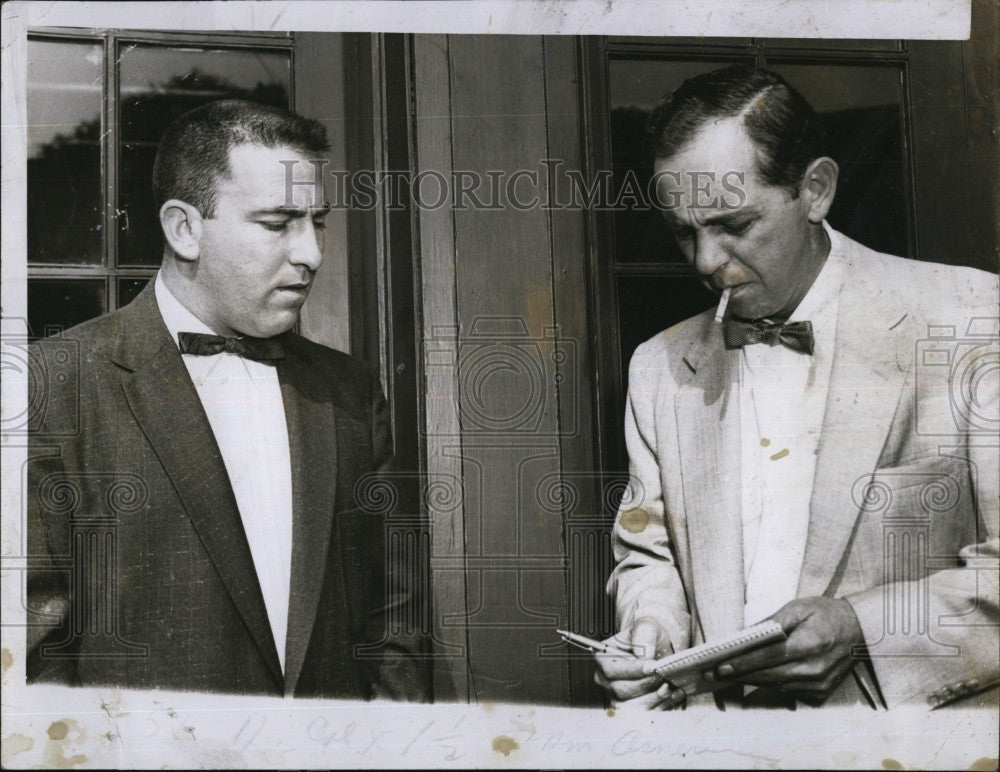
top-left (714, 287), bottom-right (731, 324)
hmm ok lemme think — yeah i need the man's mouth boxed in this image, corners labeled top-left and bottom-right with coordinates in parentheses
top-left (710, 279), bottom-right (746, 295)
top-left (722, 281), bottom-right (751, 295)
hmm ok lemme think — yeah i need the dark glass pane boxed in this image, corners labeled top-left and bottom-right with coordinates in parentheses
top-left (608, 36), bottom-right (753, 47)
top-left (769, 63), bottom-right (909, 257)
top-left (27, 39), bottom-right (104, 265)
top-left (616, 275), bottom-right (717, 388)
top-left (117, 276), bottom-right (151, 308)
top-left (608, 58), bottom-right (754, 264)
top-left (764, 39), bottom-right (901, 52)
top-left (118, 144), bottom-right (163, 266)
top-left (28, 279), bottom-right (106, 339)
top-left (117, 44), bottom-right (291, 266)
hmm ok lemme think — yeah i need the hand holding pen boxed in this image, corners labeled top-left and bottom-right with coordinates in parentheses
top-left (564, 619), bottom-right (686, 710)
top-left (557, 629), bottom-right (635, 657)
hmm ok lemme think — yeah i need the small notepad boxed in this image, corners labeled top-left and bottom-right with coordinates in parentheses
top-left (642, 620), bottom-right (787, 696)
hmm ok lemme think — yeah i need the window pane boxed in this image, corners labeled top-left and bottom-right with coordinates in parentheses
top-left (764, 39), bottom-right (901, 52)
top-left (768, 63), bottom-right (909, 257)
top-left (616, 275), bottom-right (716, 387)
top-left (117, 44), bottom-right (291, 266)
top-left (117, 276), bottom-right (152, 308)
top-left (28, 279), bottom-right (106, 338)
top-left (608, 57), bottom-right (754, 264)
top-left (27, 39), bottom-right (104, 265)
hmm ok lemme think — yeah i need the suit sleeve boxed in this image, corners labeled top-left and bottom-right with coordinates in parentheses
top-left (845, 431), bottom-right (999, 709)
top-left (363, 368), bottom-right (433, 702)
top-left (25, 341), bottom-right (81, 684)
top-left (844, 278), bottom-right (1000, 709)
top-left (606, 346), bottom-right (691, 652)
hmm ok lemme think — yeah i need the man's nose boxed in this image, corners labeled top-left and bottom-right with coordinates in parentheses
top-left (692, 234), bottom-right (728, 277)
top-left (291, 220), bottom-right (324, 271)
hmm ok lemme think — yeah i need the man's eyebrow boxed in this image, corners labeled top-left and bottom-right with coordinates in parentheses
top-left (690, 207), bottom-right (761, 226)
top-left (247, 204), bottom-right (332, 218)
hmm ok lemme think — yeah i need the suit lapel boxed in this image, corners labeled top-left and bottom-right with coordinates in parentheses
top-left (674, 320), bottom-right (746, 638)
top-left (279, 337), bottom-right (339, 695)
top-left (113, 286), bottom-right (283, 689)
top-left (797, 243), bottom-right (912, 599)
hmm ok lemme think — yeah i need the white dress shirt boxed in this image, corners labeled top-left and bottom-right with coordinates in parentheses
top-left (155, 273), bottom-right (293, 672)
top-left (739, 224), bottom-right (844, 625)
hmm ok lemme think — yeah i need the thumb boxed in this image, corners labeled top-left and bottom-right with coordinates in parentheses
top-left (629, 618), bottom-right (662, 659)
top-left (767, 598), bottom-right (813, 634)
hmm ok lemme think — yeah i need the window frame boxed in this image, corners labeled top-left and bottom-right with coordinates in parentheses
top-left (26, 27), bottom-right (295, 320)
top-left (581, 35), bottom-right (918, 484)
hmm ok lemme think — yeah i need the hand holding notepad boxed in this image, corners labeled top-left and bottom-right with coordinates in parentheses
top-left (641, 620), bottom-right (787, 697)
top-left (566, 619), bottom-right (788, 705)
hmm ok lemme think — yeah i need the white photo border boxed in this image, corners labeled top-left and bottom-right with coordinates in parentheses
top-left (2, 2), bottom-right (994, 769)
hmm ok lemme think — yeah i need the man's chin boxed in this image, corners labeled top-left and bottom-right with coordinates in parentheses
top-left (728, 288), bottom-right (776, 320)
top-left (242, 313), bottom-right (300, 339)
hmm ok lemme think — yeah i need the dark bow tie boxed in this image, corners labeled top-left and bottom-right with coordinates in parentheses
top-left (723, 318), bottom-right (815, 355)
top-left (177, 332), bottom-right (285, 363)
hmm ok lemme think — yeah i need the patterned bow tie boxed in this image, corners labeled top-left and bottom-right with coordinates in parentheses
top-left (722, 318), bottom-right (815, 355)
top-left (177, 332), bottom-right (285, 363)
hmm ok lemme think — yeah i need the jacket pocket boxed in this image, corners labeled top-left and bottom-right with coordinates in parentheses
top-left (849, 455), bottom-right (976, 585)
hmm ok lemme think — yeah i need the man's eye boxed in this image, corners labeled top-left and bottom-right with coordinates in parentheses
top-left (312, 217), bottom-right (327, 231)
top-left (724, 220), bottom-right (752, 236)
top-left (260, 221), bottom-right (289, 232)
top-left (672, 228), bottom-right (695, 242)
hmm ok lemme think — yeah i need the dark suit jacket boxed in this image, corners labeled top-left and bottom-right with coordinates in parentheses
top-left (26, 283), bottom-right (431, 699)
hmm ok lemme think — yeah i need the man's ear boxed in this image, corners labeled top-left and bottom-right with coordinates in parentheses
top-left (801, 157), bottom-right (839, 224)
top-left (159, 199), bottom-right (203, 261)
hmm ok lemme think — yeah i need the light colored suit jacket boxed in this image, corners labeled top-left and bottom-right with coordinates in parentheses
top-left (609, 228), bottom-right (999, 709)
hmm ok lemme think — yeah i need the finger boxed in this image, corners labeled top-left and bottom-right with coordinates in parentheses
top-left (715, 641), bottom-right (790, 679)
top-left (736, 669), bottom-right (796, 687)
top-left (654, 681), bottom-right (688, 710)
top-left (600, 675), bottom-right (664, 702)
top-left (735, 657), bottom-right (849, 690)
top-left (766, 598), bottom-right (812, 632)
top-left (595, 666), bottom-right (662, 697)
top-left (729, 658), bottom-right (824, 686)
top-left (596, 655), bottom-right (657, 680)
top-left (776, 680), bottom-right (830, 696)
top-left (612, 691), bottom-right (666, 710)
top-left (780, 664), bottom-right (853, 696)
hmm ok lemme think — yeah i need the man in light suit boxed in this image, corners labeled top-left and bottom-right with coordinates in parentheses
top-left (27, 99), bottom-right (431, 699)
top-left (596, 66), bottom-right (998, 710)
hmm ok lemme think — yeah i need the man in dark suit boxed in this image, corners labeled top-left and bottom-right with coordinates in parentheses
top-left (27, 99), bottom-right (431, 699)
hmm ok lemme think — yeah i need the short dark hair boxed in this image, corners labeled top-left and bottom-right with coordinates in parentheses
top-left (646, 65), bottom-right (825, 196)
top-left (152, 99), bottom-right (330, 217)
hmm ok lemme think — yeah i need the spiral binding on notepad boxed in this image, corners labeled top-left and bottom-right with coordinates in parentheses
top-left (652, 620), bottom-right (785, 677)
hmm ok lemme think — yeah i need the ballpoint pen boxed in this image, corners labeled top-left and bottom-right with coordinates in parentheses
top-left (557, 628), bottom-right (635, 657)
